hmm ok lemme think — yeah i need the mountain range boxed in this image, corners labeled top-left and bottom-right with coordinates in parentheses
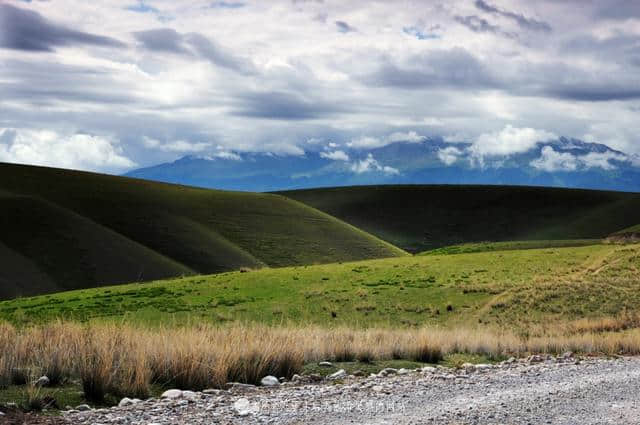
top-left (125, 137), bottom-right (640, 192)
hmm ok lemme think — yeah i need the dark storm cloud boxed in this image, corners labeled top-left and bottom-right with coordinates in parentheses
top-left (0, 4), bottom-right (125, 52)
top-left (232, 91), bottom-right (348, 120)
top-left (544, 85), bottom-right (640, 102)
top-left (362, 48), bottom-right (499, 89)
top-left (335, 21), bottom-right (356, 33)
top-left (133, 29), bottom-right (254, 74)
top-left (133, 28), bottom-right (190, 54)
top-left (184, 32), bottom-right (254, 74)
top-left (0, 59), bottom-right (139, 106)
top-left (453, 14), bottom-right (517, 39)
top-left (475, 0), bottom-right (551, 32)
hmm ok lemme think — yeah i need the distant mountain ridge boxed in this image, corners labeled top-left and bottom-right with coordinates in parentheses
top-left (125, 137), bottom-right (640, 192)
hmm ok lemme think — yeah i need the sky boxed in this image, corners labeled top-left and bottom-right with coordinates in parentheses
top-left (0, 0), bottom-right (639, 173)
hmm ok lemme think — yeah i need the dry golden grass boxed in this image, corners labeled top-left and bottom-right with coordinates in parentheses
top-left (2, 320), bottom-right (640, 400)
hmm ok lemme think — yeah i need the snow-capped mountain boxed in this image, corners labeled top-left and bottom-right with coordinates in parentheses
top-left (125, 137), bottom-right (640, 192)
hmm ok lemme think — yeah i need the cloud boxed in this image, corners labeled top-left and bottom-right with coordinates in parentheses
top-left (363, 48), bottom-right (497, 89)
top-left (143, 137), bottom-right (211, 153)
top-left (402, 25), bottom-right (440, 40)
top-left (133, 29), bottom-right (253, 73)
top-left (210, 150), bottom-right (242, 160)
top-left (0, 128), bottom-right (135, 172)
top-left (0, 4), bottom-right (125, 52)
top-left (580, 150), bottom-right (628, 170)
top-left (437, 146), bottom-right (463, 165)
top-left (348, 131), bottom-right (426, 149)
top-left (454, 15), bottom-right (500, 35)
top-left (335, 21), bottom-right (356, 33)
top-left (470, 125), bottom-right (556, 158)
top-left (531, 146), bottom-right (628, 172)
top-left (125, 1), bottom-right (158, 14)
top-left (474, 0), bottom-right (551, 32)
top-left (348, 136), bottom-right (384, 149)
top-left (233, 91), bottom-right (346, 120)
top-left (184, 32), bottom-right (254, 74)
top-left (387, 131), bottom-right (426, 143)
top-left (320, 150), bottom-right (349, 161)
top-left (530, 146), bottom-right (579, 172)
top-left (133, 29), bottom-right (190, 54)
top-left (350, 153), bottom-right (399, 175)
top-left (211, 1), bottom-right (245, 8)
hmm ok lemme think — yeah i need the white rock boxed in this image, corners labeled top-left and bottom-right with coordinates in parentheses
top-left (421, 366), bottom-right (437, 373)
top-left (328, 369), bottom-right (347, 380)
top-left (397, 368), bottom-right (410, 375)
top-left (203, 389), bottom-right (222, 395)
top-left (118, 397), bottom-right (133, 407)
top-left (261, 375), bottom-right (280, 386)
top-left (233, 397), bottom-right (257, 416)
top-left (34, 375), bottom-right (50, 387)
top-left (372, 385), bottom-right (384, 392)
top-left (319, 361), bottom-right (333, 367)
top-left (161, 389), bottom-right (183, 399)
top-left (461, 363), bottom-right (475, 370)
top-left (75, 404), bottom-right (92, 411)
top-left (379, 368), bottom-right (398, 376)
top-left (182, 390), bottom-right (198, 401)
top-left (475, 364), bottom-right (492, 370)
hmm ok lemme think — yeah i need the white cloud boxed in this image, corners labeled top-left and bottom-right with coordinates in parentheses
top-left (348, 131), bottom-right (427, 150)
top-left (530, 146), bottom-right (579, 172)
top-left (207, 151), bottom-right (242, 160)
top-left (531, 146), bottom-right (628, 172)
top-left (471, 125), bottom-right (557, 158)
top-left (143, 137), bottom-right (211, 153)
top-left (387, 131), bottom-right (425, 143)
top-left (581, 151), bottom-right (627, 170)
top-left (0, 128), bottom-right (135, 172)
top-left (437, 146), bottom-right (463, 165)
top-left (347, 136), bottom-right (385, 149)
top-left (320, 150), bottom-right (350, 161)
top-left (350, 153), bottom-right (399, 175)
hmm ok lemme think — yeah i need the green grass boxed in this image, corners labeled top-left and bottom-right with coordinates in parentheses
top-left (0, 163), bottom-right (405, 299)
top-left (280, 185), bottom-right (640, 253)
top-left (3, 243), bottom-right (639, 329)
top-left (419, 239), bottom-right (602, 255)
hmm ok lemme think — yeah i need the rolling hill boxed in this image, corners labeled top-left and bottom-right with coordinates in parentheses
top-left (0, 163), bottom-right (406, 299)
top-left (280, 185), bottom-right (640, 253)
top-left (3, 243), bottom-right (639, 328)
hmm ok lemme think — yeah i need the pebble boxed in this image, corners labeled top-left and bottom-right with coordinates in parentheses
top-left (63, 355), bottom-right (640, 425)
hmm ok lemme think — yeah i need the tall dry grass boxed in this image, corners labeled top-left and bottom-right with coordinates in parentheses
top-left (2, 319), bottom-right (640, 400)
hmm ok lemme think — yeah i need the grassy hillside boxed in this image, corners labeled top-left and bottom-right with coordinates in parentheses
top-left (419, 239), bottom-right (602, 256)
top-left (3, 243), bottom-right (639, 328)
top-left (612, 224), bottom-right (640, 235)
top-left (280, 185), bottom-right (640, 253)
top-left (0, 163), bottom-right (405, 299)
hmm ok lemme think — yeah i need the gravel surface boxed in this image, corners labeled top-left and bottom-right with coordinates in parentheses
top-left (63, 356), bottom-right (640, 425)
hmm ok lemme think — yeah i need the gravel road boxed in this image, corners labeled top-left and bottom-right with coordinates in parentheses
top-left (64, 356), bottom-right (640, 425)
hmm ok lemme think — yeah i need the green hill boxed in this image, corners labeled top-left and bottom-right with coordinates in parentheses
top-left (280, 185), bottom-right (640, 253)
top-left (3, 243), bottom-right (639, 328)
top-left (0, 163), bottom-right (406, 299)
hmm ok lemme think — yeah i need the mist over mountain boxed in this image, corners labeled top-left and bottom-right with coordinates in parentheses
top-left (125, 137), bottom-right (640, 192)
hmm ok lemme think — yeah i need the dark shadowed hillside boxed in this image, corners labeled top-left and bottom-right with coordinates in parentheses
top-left (280, 185), bottom-right (640, 253)
top-left (0, 163), bottom-right (406, 299)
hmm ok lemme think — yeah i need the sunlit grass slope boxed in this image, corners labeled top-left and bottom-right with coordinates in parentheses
top-left (279, 185), bottom-right (640, 253)
top-left (3, 243), bottom-right (639, 329)
top-left (0, 163), bottom-right (405, 298)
